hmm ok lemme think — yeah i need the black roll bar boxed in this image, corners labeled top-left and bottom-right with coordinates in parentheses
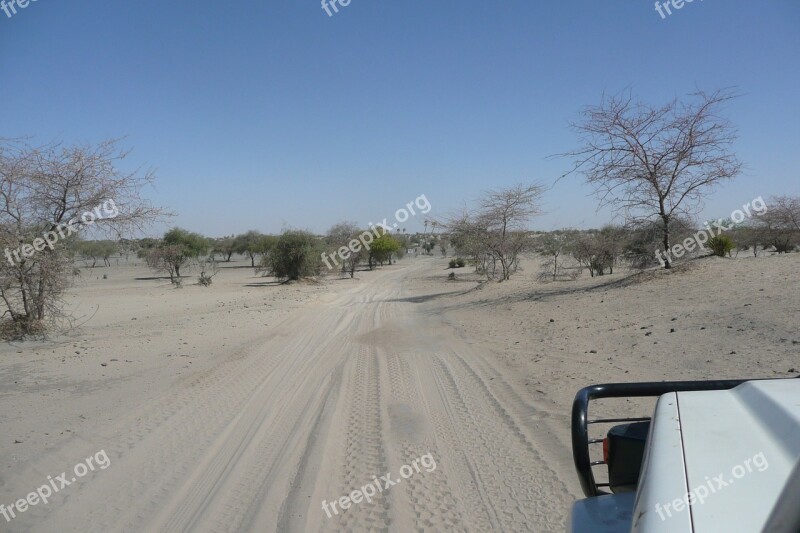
top-left (571, 379), bottom-right (750, 497)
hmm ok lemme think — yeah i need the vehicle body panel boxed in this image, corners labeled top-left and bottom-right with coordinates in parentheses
top-left (571, 378), bottom-right (800, 533)
top-left (630, 392), bottom-right (692, 533)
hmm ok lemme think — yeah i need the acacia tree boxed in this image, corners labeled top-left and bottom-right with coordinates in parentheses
top-left (477, 183), bottom-right (543, 280)
top-left (212, 236), bottom-right (236, 262)
top-left (444, 184), bottom-right (543, 280)
top-left (448, 212), bottom-right (488, 273)
top-left (758, 195), bottom-right (800, 253)
top-left (369, 230), bottom-right (401, 268)
top-left (234, 230), bottom-right (269, 267)
top-left (536, 231), bottom-right (574, 281)
top-left (144, 228), bottom-right (209, 283)
top-left (326, 221), bottom-right (360, 275)
top-left (326, 222), bottom-right (369, 278)
top-left (0, 139), bottom-right (163, 337)
top-left (76, 240), bottom-right (118, 267)
top-left (564, 89), bottom-right (742, 268)
top-left (769, 196), bottom-right (800, 232)
top-left (570, 231), bottom-right (624, 277)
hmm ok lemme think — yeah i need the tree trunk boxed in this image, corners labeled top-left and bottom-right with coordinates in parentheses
top-left (552, 254), bottom-right (558, 281)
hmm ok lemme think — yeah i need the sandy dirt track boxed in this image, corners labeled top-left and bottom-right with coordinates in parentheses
top-left (0, 258), bottom-right (575, 532)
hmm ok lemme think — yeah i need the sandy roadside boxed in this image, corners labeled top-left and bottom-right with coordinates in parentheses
top-left (0, 260), bottom-right (326, 480)
top-left (424, 252), bottom-right (800, 486)
top-left (0, 253), bottom-right (797, 532)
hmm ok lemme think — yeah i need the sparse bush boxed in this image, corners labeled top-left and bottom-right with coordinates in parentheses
top-left (448, 272), bottom-right (456, 281)
top-left (197, 257), bottom-right (219, 287)
top-left (773, 241), bottom-right (797, 253)
top-left (708, 234), bottom-right (735, 257)
top-left (448, 257), bottom-right (466, 269)
top-left (0, 317), bottom-right (47, 340)
top-left (624, 218), bottom-right (695, 269)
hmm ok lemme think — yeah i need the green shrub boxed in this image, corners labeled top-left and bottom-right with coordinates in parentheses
top-left (456, 257), bottom-right (466, 268)
top-left (448, 259), bottom-right (457, 268)
top-left (708, 235), bottom-right (735, 257)
top-left (265, 230), bottom-right (323, 280)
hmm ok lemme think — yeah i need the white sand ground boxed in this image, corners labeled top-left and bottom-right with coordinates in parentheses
top-left (0, 253), bottom-right (797, 532)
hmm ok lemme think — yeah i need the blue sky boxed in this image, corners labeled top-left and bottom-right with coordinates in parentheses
top-left (1, 0), bottom-right (798, 237)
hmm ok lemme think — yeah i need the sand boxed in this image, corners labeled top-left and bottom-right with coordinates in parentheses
top-left (0, 253), bottom-right (797, 532)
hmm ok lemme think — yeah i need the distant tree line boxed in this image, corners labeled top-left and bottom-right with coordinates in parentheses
top-left (4, 89), bottom-right (799, 338)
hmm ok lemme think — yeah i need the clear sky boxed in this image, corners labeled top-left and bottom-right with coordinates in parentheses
top-left (1, 0), bottom-right (798, 237)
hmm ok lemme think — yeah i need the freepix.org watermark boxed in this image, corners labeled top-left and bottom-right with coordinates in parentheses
top-left (654, 0), bottom-right (702, 20)
top-left (321, 0), bottom-right (352, 17)
top-left (1, 0), bottom-right (40, 19)
top-left (655, 196), bottom-right (767, 267)
top-left (322, 453), bottom-right (437, 519)
top-left (4, 199), bottom-right (119, 266)
top-left (321, 194), bottom-right (431, 270)
top-left (0, 449), bottom-right (111, 523)
top-left (654, 452), bottom-right (768, 521)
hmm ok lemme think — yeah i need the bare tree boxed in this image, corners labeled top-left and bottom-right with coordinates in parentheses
top-left (447, 212), bottom-right (488, 274)
top-left (562, 89), bottom-right (742, 268)
top-left (757, 195), bottom-right (800, 253)
top-left (345, 241), bottom-right (367, 278)
top-left (536, 232), bottom-right (572, 281)
top-left (768, 195), bottom-right (800, 232)
top-left (477, 184), bottom-right (543, 280)
top-left (446, 184), bottom-right (544, 281)
top-left (0, 139), bottom-right (164, 337)
top-left (326, 221), bottom-right (361, 277)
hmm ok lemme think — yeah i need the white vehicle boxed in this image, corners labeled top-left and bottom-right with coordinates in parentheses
top-left (568, 378), bottom-right (800, 532)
